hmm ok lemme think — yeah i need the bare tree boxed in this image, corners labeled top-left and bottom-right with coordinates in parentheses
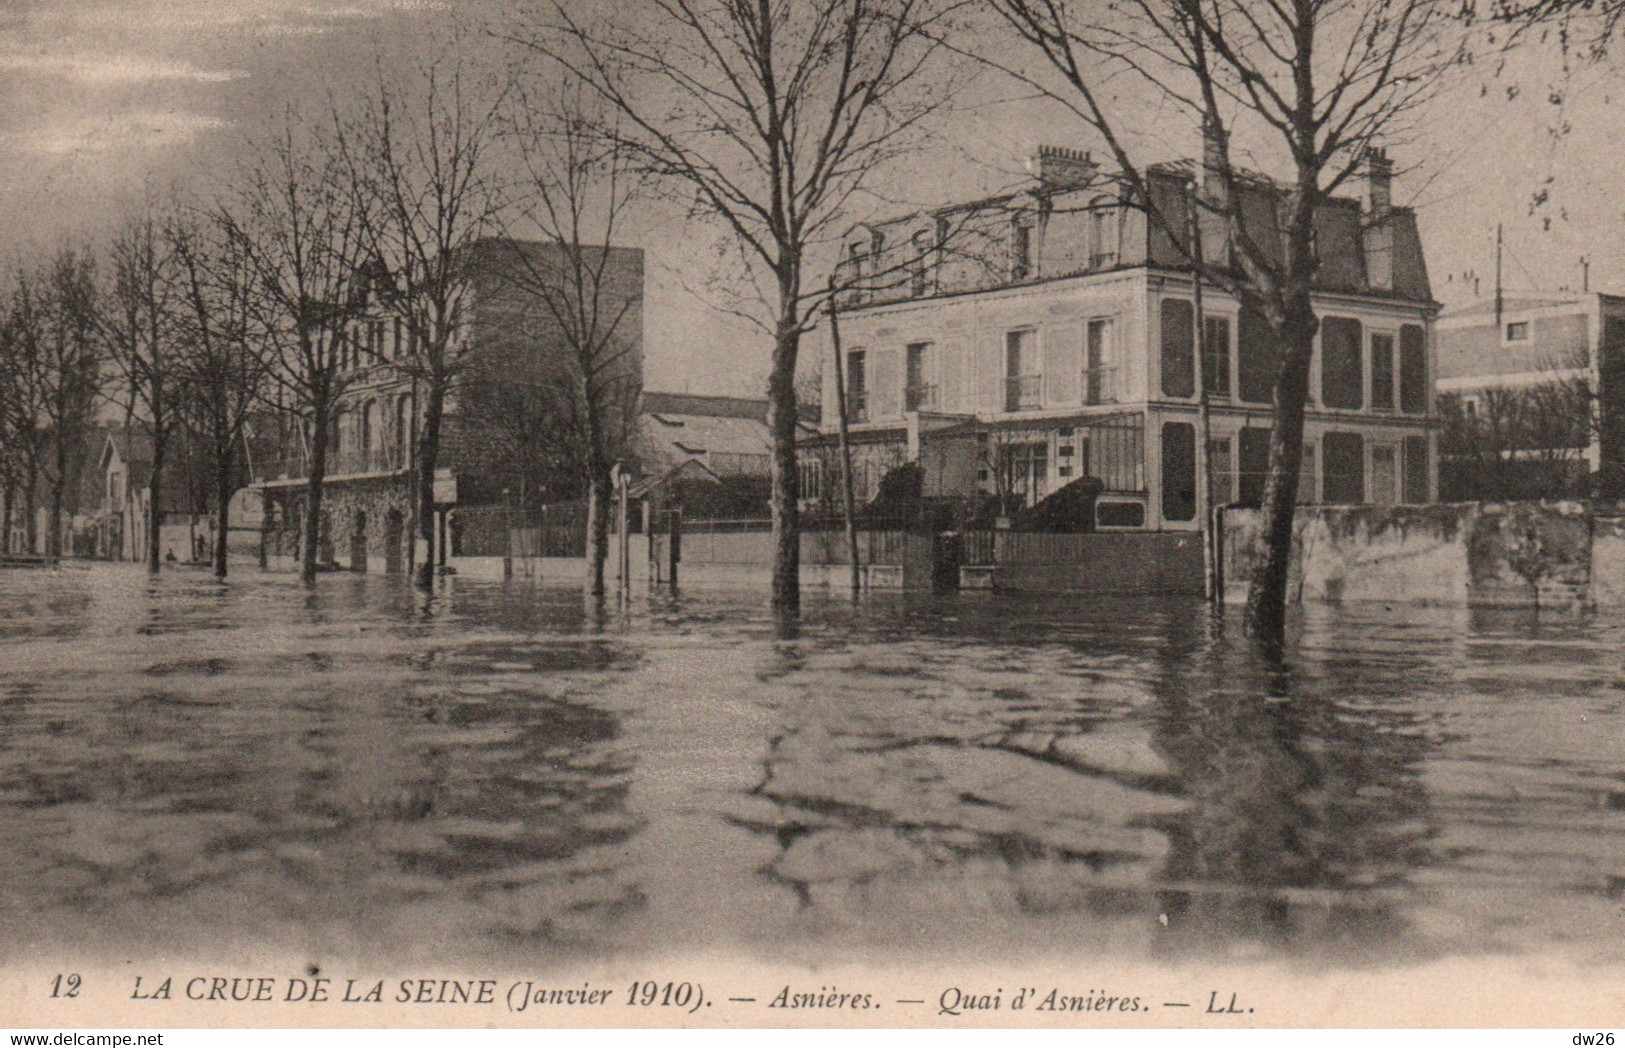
top-left (515, 0), bottom-right (959, 616)
top-left (981, 0), bottom-right (1462, 654)
top-left (172, 215), bottom-right (273, 579)
top-left (33, 250), bottom-right (102, 559)
top-left (336, 40), bottom-right (509, 588)
top-left (103, 210), bottom-right (188, 573)
top-left (1438, 346), bottom-right (1597, 500)
top-left (0, 277), bottom-right (49, 554)
top-left (495, 87), bottom-right (645, 596)
top-left (222, 126), bottom-right (372, 584)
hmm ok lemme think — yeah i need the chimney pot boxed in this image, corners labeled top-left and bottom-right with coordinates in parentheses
top-left (1027, 145), bottom-right (1095, 192)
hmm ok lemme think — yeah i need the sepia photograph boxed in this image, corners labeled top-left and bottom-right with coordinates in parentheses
top-left (2, 0), bottom-right (1625, 1033)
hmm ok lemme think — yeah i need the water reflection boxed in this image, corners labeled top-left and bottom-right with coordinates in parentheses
top-left (1, 566), bottom-right (1625, 969)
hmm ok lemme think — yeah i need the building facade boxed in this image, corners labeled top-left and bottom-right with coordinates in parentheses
top-left (1435, 291), bottom-right (1625, 498)
top-left (802, 146), bottom-right (1439, 531)
top-left (254, 238), bottom-right (644, 572)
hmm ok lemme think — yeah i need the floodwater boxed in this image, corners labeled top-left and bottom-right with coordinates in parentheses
top-left (1, 562), bottom-right (1623, 974)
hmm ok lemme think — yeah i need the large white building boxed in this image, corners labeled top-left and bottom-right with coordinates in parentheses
top-left (801, 146), bottom-right (1439, 531)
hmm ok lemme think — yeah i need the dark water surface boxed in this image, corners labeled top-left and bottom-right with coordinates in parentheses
top-left (2, 563), bottom-right (1622, 972)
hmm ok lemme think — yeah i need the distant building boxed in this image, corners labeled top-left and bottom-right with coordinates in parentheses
top-left (1435, 292), bottom-right (1625, 498)
top-left (633, 391), bottom-right (816, 521)
top-left (801, 145), bottom-right (1438, 531)
top-left (253, 238), bottom-right (644, 572)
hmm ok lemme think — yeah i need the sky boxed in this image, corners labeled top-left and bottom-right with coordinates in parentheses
top-left (4, 1), bottom-right (1625, 397)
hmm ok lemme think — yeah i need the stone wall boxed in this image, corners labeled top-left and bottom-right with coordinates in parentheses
top-left (1223, 500), bottom-right (1623, 608)
top-left (262, 476), bottom-right (415, 574)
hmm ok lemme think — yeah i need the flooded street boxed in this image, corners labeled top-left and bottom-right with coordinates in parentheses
top-left (3, 562), bottom-right (1624, 977)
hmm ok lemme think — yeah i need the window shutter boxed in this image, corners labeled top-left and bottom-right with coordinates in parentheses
top-left (1238, 305), bottom-right (1279, 405)
top-left (872, 346), bottom-right (902, 420)
top-left (1403, 435), bottom-right (1430, 503)
top-left (939, 337), bottom-right (968, 411)
top-left (1160, 299), bottom-right (1195, 398)
top-left (1044, 322), bottom-right (1082, 406)
top-left (1399, 324), bottom-right (1427, 414)
top-left (978, 333), bottom-right (1004, 412)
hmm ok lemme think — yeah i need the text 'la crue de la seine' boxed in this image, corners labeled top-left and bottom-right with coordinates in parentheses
top-left (107, 973), bottom-right (1256, 1019)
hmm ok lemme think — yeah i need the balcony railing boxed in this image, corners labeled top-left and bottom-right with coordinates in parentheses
top-left (904, 383), bottom-right (938, 412)
top-left (1083, 366), bottom-right (1118, 406)
top-left (255, 445), bottom-right (409, 483)
top-left (1005, 374), bottom-right (1042, 412)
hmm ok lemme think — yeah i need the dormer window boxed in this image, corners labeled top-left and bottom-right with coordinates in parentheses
top-left (1505, 320), bottom-right (1529, 342)
top-left (1011, 220), bottom-right (1032, 281)
top-left (911, 229), bottom-right (933, 296)
top-left (1090, 197), bottom-right (1118, 269)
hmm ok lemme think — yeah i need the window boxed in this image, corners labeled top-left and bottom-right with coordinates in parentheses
top-left (1209, 436), bottom-right (1234, 506)
top-left (1085, 318), bottom-right (1116, 404)
top-left (391, 317), bottom-right (403, 360)
top-left (1370, 443), bottom-right (1398, 505)
top-left (1005, 329), bottom-right (1040, 411)
top-left (912, 230), bottom-right (933, 296)
top-left (396, 396), bottom-right (411, 459)
top-left (1238, 305), bottom-right (1280, 405)
top-left (1370, 333), bottom-right (1396, 412)
top-left (1229, 435), bottom-right (1323, 506)
top-left (1320, 316), bottom-right (1363, 410)
top-left (1403, 436), bottom-right (1430, 503)
top-left (846, 240), bottom-right (870, 302)
top-left (799, 459), bottom-right (824, 502)
top-left (1505, 320), bottom-right (1530, 341)
top-left (1090, 198), bottom-right (1118, 268)
top-left (1161, 422), bottom-right (1196, 522)
top-left (1322, 431), bottom-right (1366, 503)
top-left (996, 441), bottom-right (1049, 507)
top-left (1203, 315), bottom-right (1231, 398)
top-left (1238, 427), bottom-right (1271, 507)
top-left (1160, 299), bottom-right (1195, 398)
top-left (1011, 222), bottom-right (1032, 281)
top-left (1399, 324), bottom-right (1427, 414)
top-left (846, 350), bottom-right (868, 422)
top-left (905, 342), bottom-right (936, 411)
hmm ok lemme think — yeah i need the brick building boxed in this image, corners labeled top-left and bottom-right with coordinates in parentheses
top-left (254, 238), bottom-right (644, 572)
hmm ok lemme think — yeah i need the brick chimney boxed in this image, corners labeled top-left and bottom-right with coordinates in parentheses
top-left (1198, 112), bottom-right (1229, 208)
top-left (1026, 145), bottom-right (1095, 192)
top-left (1365, 146), bottom-right (1393, 217)
top-left (1365, 146), bottom-right (1394, 290)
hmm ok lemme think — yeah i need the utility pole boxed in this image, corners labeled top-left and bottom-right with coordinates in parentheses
top-left (1495, 223), bottom-right (1504, 334)
top-left (1191, 184), bottom-right (1219, 603)
top-left (827, 277), bottom-right (861, 600)
top-left (1583, 255), bottom-right (1591, 294)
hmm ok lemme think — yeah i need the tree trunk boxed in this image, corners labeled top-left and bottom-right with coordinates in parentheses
top-left (146, 432), bottom-right (165, 573)
top-left (415, 381), bottom-right (444, 589)
top-left (302, 413), bottom-right (329, 585)
top-left (47, 481), bottom-right (63, 560)
top-left (766, 322), bottom-right (802, 615)
top-left (214, 445), bottom-right (234, 579)
top-left (24, 472), bottom-right (37, 554)
top-left (1243, 305), bottom-right (1318, 658)
top-left (48, 435), bottom-right (68, 560)
top-left (584, 468), bottom-right (611, 596)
